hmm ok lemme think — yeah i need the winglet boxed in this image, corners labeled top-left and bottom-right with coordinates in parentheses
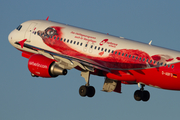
top-left (18, 39), bottom-right (27, 48)
top-left (46, 16), bottom-right (49, 21)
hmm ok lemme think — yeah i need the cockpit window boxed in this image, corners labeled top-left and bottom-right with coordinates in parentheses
top-left (16, 25), bottom-right (22, 31)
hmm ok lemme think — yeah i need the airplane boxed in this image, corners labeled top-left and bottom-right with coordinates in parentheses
top-left (8, 17), bottom-right (180, 102)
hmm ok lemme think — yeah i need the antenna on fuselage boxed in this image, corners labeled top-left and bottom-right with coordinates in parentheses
top-left (46, 16), bottom-right (49, 21)
top-left (149, 40), bottom-right (152, 45)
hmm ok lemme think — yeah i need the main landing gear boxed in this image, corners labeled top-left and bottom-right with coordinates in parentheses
top-left (79, 85), bottom-right (95, 97)
top-left (79, 71), bottom-right (96, 98)
top-left (134, 84), bottom-right (150, 102)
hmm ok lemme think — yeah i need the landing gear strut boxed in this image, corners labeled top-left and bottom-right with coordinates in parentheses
top-left (79, 71), bottom-right (96, 97)
top-left (134, 84), bottom-right (150, 102)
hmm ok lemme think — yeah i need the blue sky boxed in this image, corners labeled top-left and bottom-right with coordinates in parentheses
top-left (1, 0), bottom-right (180, 120)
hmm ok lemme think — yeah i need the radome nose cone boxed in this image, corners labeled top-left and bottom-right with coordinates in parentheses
top-left (8, 30), bottom-right (15, 45)
top-left (8, 31), bottom-right (12, 43)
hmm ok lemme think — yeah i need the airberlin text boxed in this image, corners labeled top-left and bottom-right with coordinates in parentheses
top-left (29, 62), bottom-right (48, 69)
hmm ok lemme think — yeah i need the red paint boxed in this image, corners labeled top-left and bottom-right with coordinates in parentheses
top-left (129, 62), bottom-right (180, 90)
top-left (176, 57), bottom-right (180, 60)
top-left (46, 16), bottom-right (49, 21)
top-left (38, 26), bottom-right (156, 69)
top-left (38, 26), bottom-right (174, 71)
top-left (151, 55), bottom-right (161, 61)
top-left (108, 49), bottom-right (154, 69)
top-left (99, 51), bottom-right (104, 56)
top-left (99, 39), bottom-right (108, 46)
top-left (28, 54), bottom-right (55, 77)
top-left (106, 72), bottom-right (135, 81)
top-left (23, 26), bottom-right (180, 91)
top-left (166, 58), bottom-right (174, 62)
top-left (22, 52), bottom-right (32, 59)
top-left (18, 39), bottom-right (27, 48)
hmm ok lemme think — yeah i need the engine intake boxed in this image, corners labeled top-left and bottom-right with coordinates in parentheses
top-left (28, 54), bottom-right (67, 77)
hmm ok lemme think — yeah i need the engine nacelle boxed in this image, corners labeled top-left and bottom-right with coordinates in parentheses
top-left (28, 54), bottom-right (67, 77)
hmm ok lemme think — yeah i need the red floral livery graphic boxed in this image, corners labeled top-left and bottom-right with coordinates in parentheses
top-left (38, 27), bottom-right (173, 69)
top-left (106, 49), bottom-right (153, 69)
top-left (38, 26), bottom-right (63, 46)
top-left (151, 54), bottom-right (174, 62)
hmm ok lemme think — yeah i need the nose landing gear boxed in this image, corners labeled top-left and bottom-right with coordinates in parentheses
top-left (134, 84), bottom-right (150, 102)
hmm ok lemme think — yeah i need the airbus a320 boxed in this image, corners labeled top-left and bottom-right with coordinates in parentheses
top-left (8, 17), bottom-right (180, 102)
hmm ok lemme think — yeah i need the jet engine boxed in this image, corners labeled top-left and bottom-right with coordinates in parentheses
top-left (28, 54), bottom-right (67, 77)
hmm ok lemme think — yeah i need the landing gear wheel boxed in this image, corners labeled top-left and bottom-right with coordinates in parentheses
top-left (79, 85), bottom-right (88, 97)
top-left (87, 86), bottom-right (95, 97)
top-left (79, 85), bottom-right (96, 97)
top-left (134, 90), bottom-right (142, 101)
top-left (134, 87), bottom-right (150, 102)
top-left (142, 90), bottom-right (150, 102)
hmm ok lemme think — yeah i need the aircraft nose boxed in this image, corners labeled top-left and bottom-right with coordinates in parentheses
top-left (8, 30), bottom-right (15, 45)
top-left (8, 31), bottom-right (12, 42)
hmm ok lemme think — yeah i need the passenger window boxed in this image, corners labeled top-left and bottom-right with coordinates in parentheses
top-left (125, 54), bottom-right (128, 57)
top-left (70, 40), bottom-right (73, 43)
top-left (105, 49), bottom-right (107, 52)
top-left (115, 51), bottom-right (117, 54)
top-left (91, 45), bottom-right (93, 48)
top-left (80, 43), bottom-right (83, 46)
top-left (118, 52), bottom-right (121, 55)
top-left (168, 65), bottom-right (170, 68)
top-left (154, 60), bottom-right (156, 64)
top-left (64, 39), bottom-right (66, 42)
top-left (60, 38), bottom-right (63, 41)
top-left (67, 39), bottom-right (69, 43)
top-left (54, 36), bottom-right (56, 40)
top-left (157, 62), bottom-right (159, 65)
top-left (164, 63), bottom-right (167, 67)
top-left (77, 42), bottom-right (79, 45)
top-left (122, 53), bottom-right (124, 56)
top-left (146, 59), bottom-right (149, 62)
top-left (94, 46), bottom-right (97, 49)
top-left (57, 37), bottom-right (59, 40)
top-left (143, 58), bottom-right (145, 62)
top-left (74, 41), bottom-right (76, 44)
top-left (101, 48), bottom-right (104, 51)
top-left (108, 50), bottom-right (111, 53)
top-left (160, 62), bottom-right (163, 66)
top-left (112, 50), bottom-right (114, 53)
top-left (34, 32), bottom-right (36, 35)
top-left (136, 56), bottom-right (138, 60)
top-left (139, 57), bottom-right (142, 61)
top-left (98, 47), bottom-right (100, 50)
top-left (150, 60), bottom-right (152, 63)
top-left (132, 55), bottom-right (134, 59)
top-left (129, 55), bottom-right (131, 58)
top-left (85, 44), bottom-right (88, 47)
top-left (172, 65), bottom-right (174, 69)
